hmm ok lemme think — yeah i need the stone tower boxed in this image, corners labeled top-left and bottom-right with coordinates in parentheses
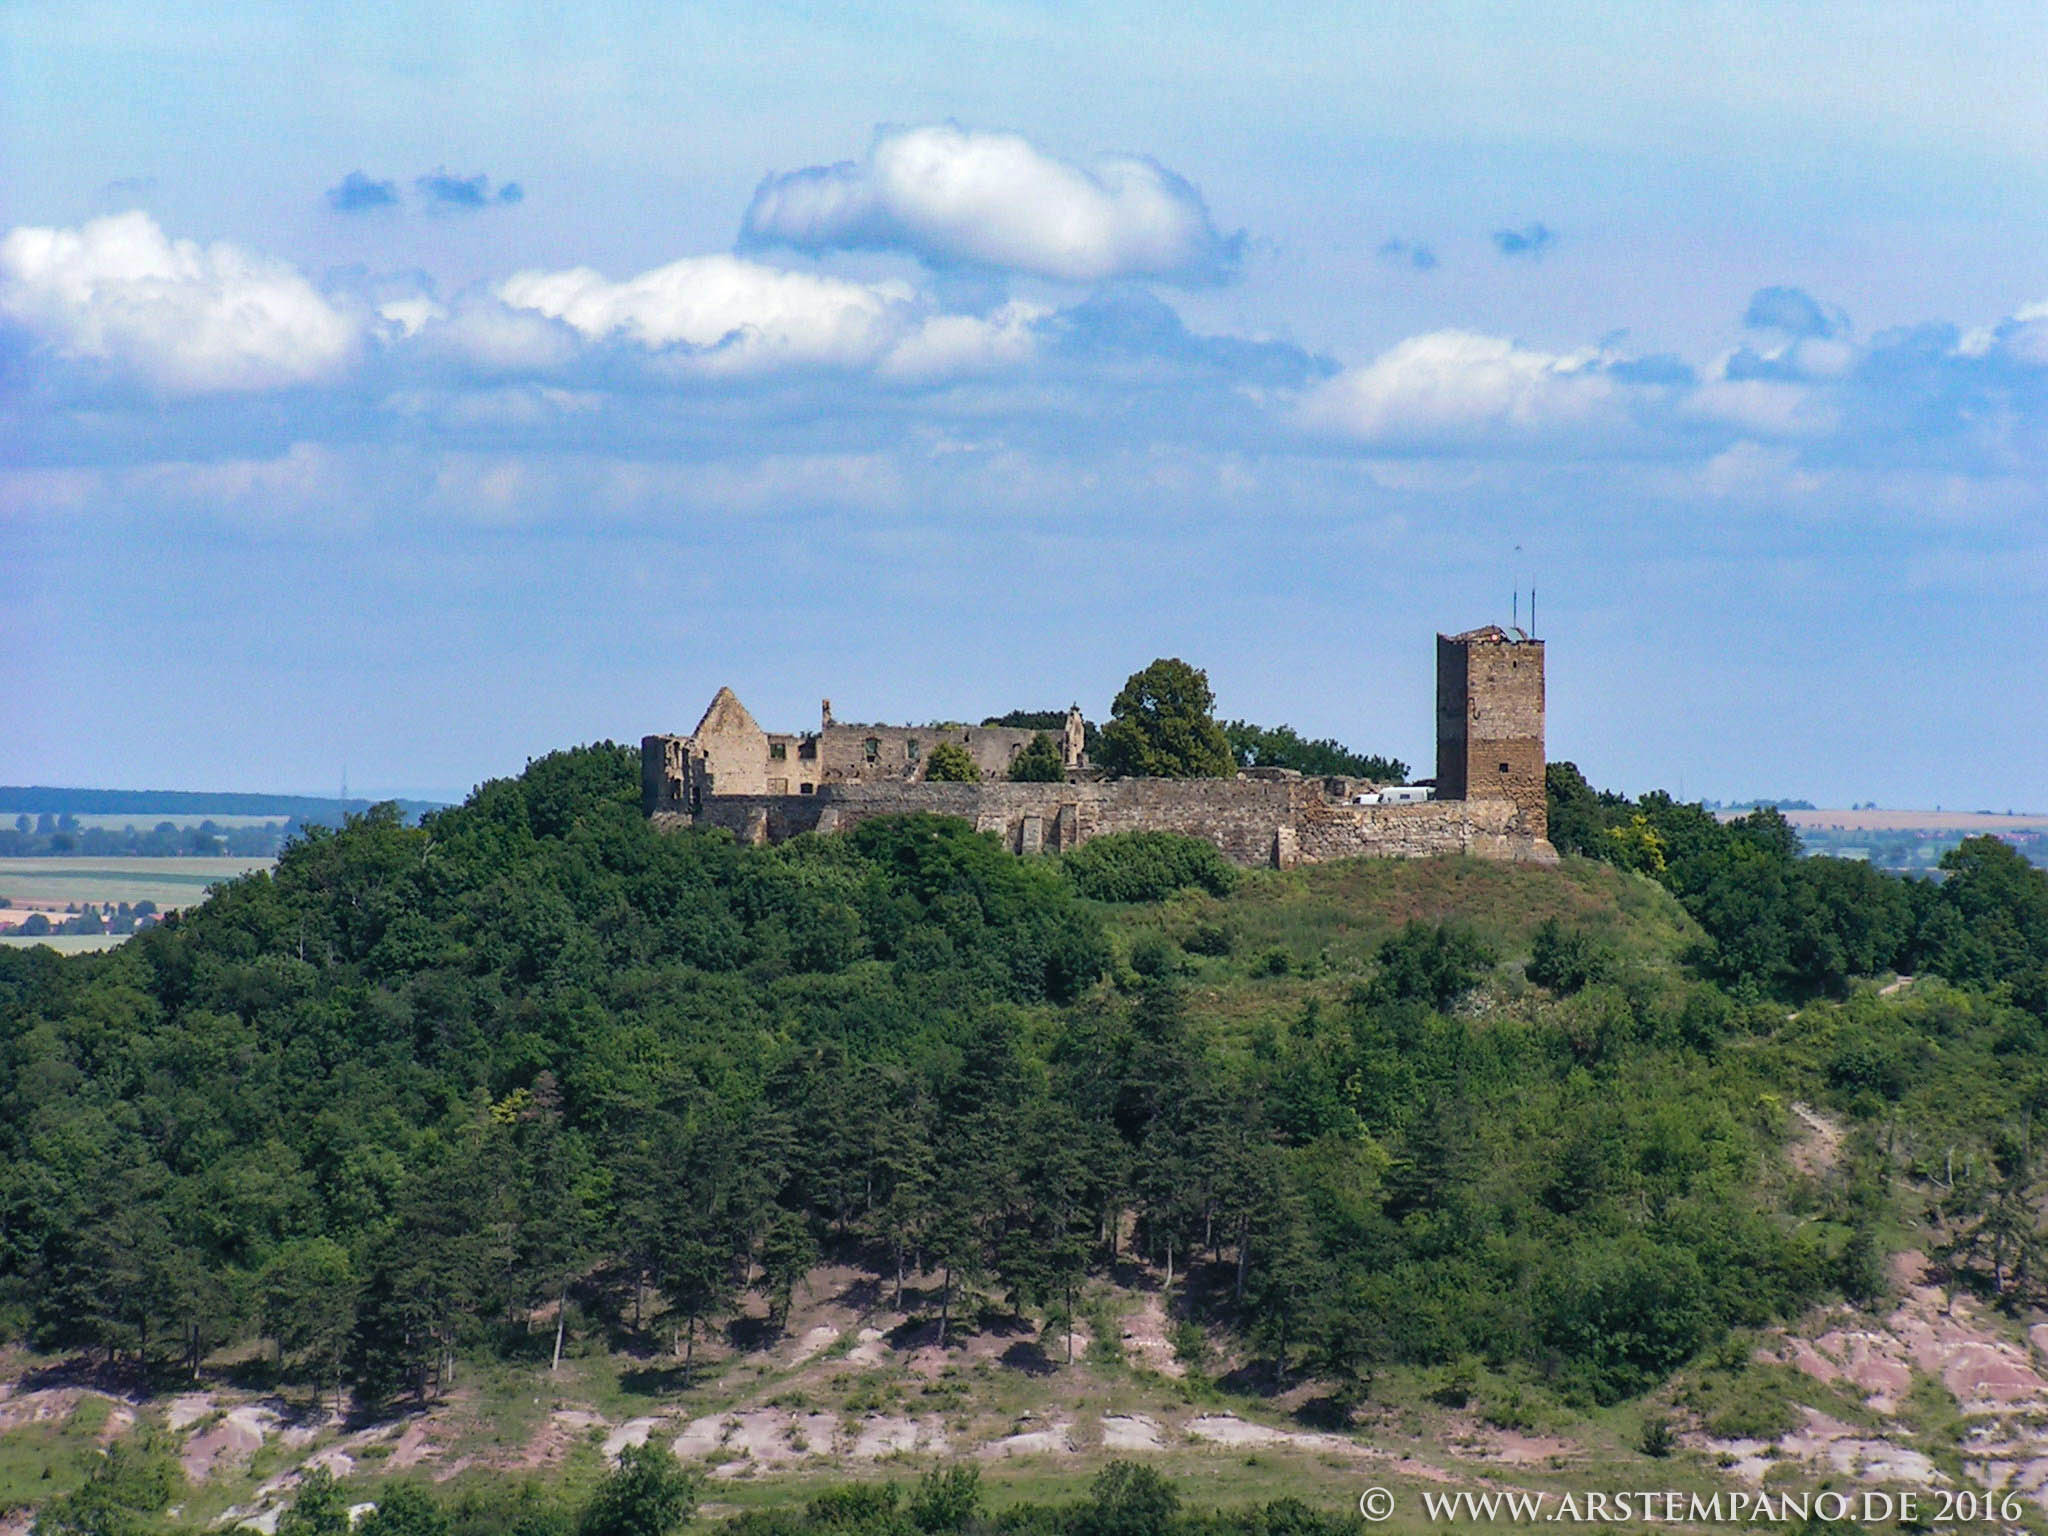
top-left (1436, 626), bottom-right (1546, 839)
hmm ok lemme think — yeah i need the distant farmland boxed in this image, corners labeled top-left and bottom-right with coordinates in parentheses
top-left (1718, 808), bottom-right (2048, 872)
top-left (0, 856), bottom-right (272, 918)
top-left (1778, 808), bottom-right (2048, 833)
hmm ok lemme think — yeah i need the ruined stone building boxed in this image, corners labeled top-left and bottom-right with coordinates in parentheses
top-left (644, 626), bottom-right (1554, 868)
top-left (660, 690), bottom-right (1088, 800)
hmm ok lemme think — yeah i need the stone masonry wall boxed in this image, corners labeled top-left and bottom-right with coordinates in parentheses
top-left (658, 776), bottom-right (1555, 869)
top-left (811, 723), bottom-right (1043, 785)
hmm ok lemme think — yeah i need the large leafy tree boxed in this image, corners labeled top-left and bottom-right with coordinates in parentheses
top-left (1096, 659), bottom-right (1233, 779)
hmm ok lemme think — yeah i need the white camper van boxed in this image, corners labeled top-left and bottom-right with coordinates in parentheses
top-left (1352, 785), bottom-right (1434, 806)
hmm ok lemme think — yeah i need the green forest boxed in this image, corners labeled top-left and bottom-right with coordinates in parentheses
top-left (5, 745), bottom-right (2048, 1533)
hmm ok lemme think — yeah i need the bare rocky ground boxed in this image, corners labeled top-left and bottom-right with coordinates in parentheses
top-left (1714, 1247), bottom-right (2048, 1503)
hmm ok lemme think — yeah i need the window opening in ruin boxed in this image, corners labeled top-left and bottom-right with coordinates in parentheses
top-left (907, 740), bottom-right (920, 762)
top-left (770, 742), bottom-right (786, 760)
top-left (1499, 762), bottom-right (1511, 773)
top-left (864, 737), bottom-right (880, 762)
top-left (800, 783), bottom-right (814, 794)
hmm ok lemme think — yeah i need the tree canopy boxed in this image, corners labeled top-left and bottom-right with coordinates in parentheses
top-left (922, 742), bottom-right (980, 782)
top-left (1007, 732), bottom-right (1067, 782)
top-left (1096, 660), bottom-right (1233, 779)
top-left (1221, 721), bottom-right (1408, 782)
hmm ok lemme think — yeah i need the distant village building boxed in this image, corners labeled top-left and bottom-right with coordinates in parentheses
top-left (644, 626), bottom-right (1554, 868)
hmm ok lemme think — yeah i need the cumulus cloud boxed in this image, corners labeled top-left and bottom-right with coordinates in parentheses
top-left (1684, 377), bottom-right (1839, 439)
top-left (879, 302), bottom-right (1047, 381)
top-left (416, 170), bottom-right (524, 210)
top-left (1376, 239), bottom-right (1438, 271)
top-left (22, 204), bottom-right (2048, 495)
top-left (1744, 285), bottom-right (1844, 339)
top-left (495, 253), bottom-right (911, 373)
top-left (1492, 222), bottom-right (1557, 259)
top-left (0, 211), bottom-right (358, 392)
top-left (740, 124), bottom-right (1241, 284)
top-left (327, 171), bottom-right (399, 213)
top-left (413, 295), bottom-right (580, 374)
top-left (1298, 330), bottom-right (1629, 448)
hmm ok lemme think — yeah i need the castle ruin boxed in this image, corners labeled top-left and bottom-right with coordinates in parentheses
top-left (643, 626), bottom-right (1555, 868)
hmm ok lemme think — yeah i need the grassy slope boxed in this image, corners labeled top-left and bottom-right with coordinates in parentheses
top-left (1099, 853), bottom-right (1700, 1043)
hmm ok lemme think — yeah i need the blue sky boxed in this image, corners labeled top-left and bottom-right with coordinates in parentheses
top-left (4, 1), bottom-right (2045, 808)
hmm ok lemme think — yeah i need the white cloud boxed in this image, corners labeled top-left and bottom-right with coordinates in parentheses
top-left (878, 301), bottom-right (1047, 381)
top-left (1987, 302), bottom-right (2048, 367)
top-left (741, 124), bottom-right (1240, 284)
top-left (376, 296), bottom-right (445, 337)
top-left (495, 253), bottom-right (911, 373)
top-left (0, 212), bottom-right (357, 392)
top-left (1298, 330), bottom-right (1624, 447)
top-left (418, 295), bottom-right (582, 373)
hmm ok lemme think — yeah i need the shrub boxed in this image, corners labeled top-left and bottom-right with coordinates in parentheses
top-left (1252, 946), bottom-right (1293, 977)
top-left (1638, 1415), bottom-right (1676, 1458)
top-left (359, 1486), bottom-right (450, 1536)
top-left (1367, 921), bottom-right (1497, 1010)
top-left (1826, 1035), bottom-right (1905, 1101)
top-left (1429, 1357), bottom-right (1479, 1408)
top-left (1526, 919), bottom-right (1613, 993)
top-left (577, 1443), bottom-right (699, 1536)
top-left (923, 743), bottom-right (980, 783)
top-left (1060, 831), bottom-right (1237, 903)
top-left (1008, 733), bottom-right (1066, 782)
top-left (1181, 922), bottom-right (1232, 956)
top-left (1129, 933), bottom-right (1176, 977)
top-left (908, 1465), bottom-right (982, 1533)
top-left (1077, 1463), bottom-right (1179, 1536)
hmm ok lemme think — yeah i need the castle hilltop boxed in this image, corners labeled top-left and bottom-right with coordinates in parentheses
top-left (643, 626), bottom-right (1556, 867)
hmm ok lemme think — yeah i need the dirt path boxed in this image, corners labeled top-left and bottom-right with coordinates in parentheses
top-left (1788, 1101), bottom-right (1843, 1176)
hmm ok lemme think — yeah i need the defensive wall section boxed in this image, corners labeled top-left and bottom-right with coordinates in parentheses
top-left (650, 768), bottom-right (1551, 869)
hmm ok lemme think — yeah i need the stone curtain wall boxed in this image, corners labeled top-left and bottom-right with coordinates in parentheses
top-left (657, 775), bottom-right (1556, 869)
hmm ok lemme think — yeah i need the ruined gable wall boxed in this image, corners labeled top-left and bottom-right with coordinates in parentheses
top-left (691, 711), bottom-right (772, 798)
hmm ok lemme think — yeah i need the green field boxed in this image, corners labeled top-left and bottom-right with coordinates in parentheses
top-left (0, 856), bottom-right (273, 911)
top-left (0, 932), bottom-right (129, 953)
